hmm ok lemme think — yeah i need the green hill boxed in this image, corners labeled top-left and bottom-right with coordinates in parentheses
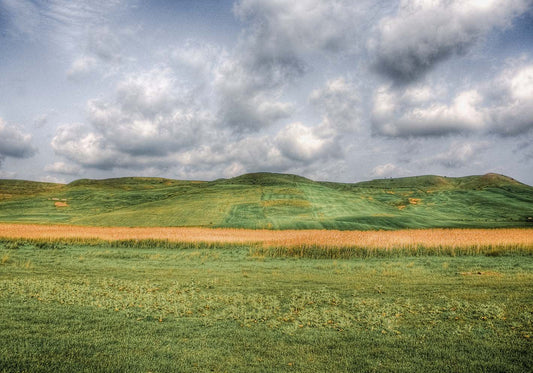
top-left (0, 172), bottom-right (532, 230)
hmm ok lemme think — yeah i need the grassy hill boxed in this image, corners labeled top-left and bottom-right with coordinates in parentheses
top-left (0, 172), bottom-right (532, 230)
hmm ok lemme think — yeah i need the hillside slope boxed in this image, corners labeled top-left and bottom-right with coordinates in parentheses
top-left (0, 172), bottom-right (532, 230)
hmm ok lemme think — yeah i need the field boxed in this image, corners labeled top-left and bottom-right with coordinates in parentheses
top-left (1, 225), bottom-right (533, 371)
top-left (1, 224), bottom-right (533, 257)
top-left (1, 236), bottom-right (532, 372)
top-left (1, 172), bottom-right (532, 371)
top-left (1, 172), bottom-right (532, 230)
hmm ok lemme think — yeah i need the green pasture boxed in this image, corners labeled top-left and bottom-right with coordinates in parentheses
top-left (1, 240), bottom-right (532, 372)
top-left (1, 172), bottom-right (532, 229)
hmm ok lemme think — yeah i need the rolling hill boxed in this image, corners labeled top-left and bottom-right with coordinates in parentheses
top-left (0, 172), bottom-right (532, 230)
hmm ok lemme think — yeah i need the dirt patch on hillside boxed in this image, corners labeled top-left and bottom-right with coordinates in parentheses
top-left (459, 271), bottom-right (503, 277)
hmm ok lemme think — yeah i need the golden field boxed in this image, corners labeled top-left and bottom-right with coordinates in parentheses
top-left (0, 223), bottom-right (532, 250)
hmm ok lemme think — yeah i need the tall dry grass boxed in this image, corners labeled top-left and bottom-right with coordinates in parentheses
top-left (0, 223), bottom-right (532, 253)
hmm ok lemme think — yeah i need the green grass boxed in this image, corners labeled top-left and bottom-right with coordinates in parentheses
top-left (1, 172), bottom-right (532, 229)
top-left (1, 240), bottom-right (532, 372)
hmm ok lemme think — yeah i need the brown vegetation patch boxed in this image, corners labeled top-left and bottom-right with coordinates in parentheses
top-left (408, 198), bottom-right (421, 205)
top-left (0, 224), bottom-right (531, 252)
top-left (54, 202), bottom-right (68, 207)
top-left (460, 271), bottom-right (503, 277)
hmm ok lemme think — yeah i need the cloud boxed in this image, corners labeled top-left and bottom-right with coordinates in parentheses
top-left (371, 60), bottom-right (533, 137)
top-left (487, 62), bottom-right (533, 135)
top-left (0, 0), bottom-right (40, 39)
top-left (66, 25), bottom-right (125, 78)
top-left (51, 124), bottom-right (120, 170)
top-left (215, 61), bottom-right (294, 131)
top-left (0, 118), bottom-right (36, 164)
top-left (275, 122), bottom-right (339, 162)
top-left (372, 84), bottom-right (486, 136)
top-left (234, 0), bottom-right (362, 55)
top-left (67, 56), bottom-right (99, 77)
top-left (371, 163), bottom-right (407, 178)
top-left (214, 0), bottom-right (368, 132)
top-left (44, 162), bottom-right (81, 175)
top-left (370, 0), bottom-right (531, 83)
top-left (429, 141), bottom-right (490, 168)
top-left (309, 77), bottom-right (361, 132)
top-left (0, 0), bottom-right (125, 45)
top-left (53, 67), bottom-right (217, 170)
top-left (213, 41), bottom-right (295, 132)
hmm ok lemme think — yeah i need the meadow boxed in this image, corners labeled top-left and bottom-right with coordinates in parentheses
top-left (1, 172), bottom-right (532, 371)
top-left (1, 172), bottom-right (532, 230)
top-left (1, 233), bottom-right (532, 372)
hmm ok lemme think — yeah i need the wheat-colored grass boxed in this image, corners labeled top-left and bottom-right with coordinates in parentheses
top-left (0, 223), bottom-right (531, 250)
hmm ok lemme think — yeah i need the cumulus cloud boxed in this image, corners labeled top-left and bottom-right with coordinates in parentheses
top-left (487, 62), bottom-right (533, 135)
top-left (309, 77), bottom-right (361, 132)
top-left (44, 161), bottom-right (81, 175)
top-left (51, 124), bottom-right (119, 170)
top-left (214, 0), bottom-right (369, 132)
top-left (371, 163), bottom-right (408, 178)
top-left (66, 26), bottom-right (124, 78)
top-left (372, 60), bottom-right (533, 137)
top-left (215, 59), bottom-right (294, 131)
top-left (234, 0), bottom-right (362, 56)
top-left (53, 67), bottom-right (216, 170)
top-left (67, 55), bottom-right (99, 77)
top-left (174, 119), bottom-right (341, 176)
top-left (372, 84), bottom-right (486, 136)
top-left (370, 0), bottom-right (531, 83)
top-left (275, 122), bottom-right (339, 162)
top-left (429, 141), bottom-right (490, 168)
top-left (0, 118), bottom-right (36, 165)
top-left (214, 42), bottom-right (295, 131)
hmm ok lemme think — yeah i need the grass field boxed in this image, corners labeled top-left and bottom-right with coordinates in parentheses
top-left (1, 172), bottom-right (532, 371)
top-left (1, 172), bottom-right (532, 230)
top-left (1, 224), bottom-right (533, 257)
top-left (1, 238), bottom-right (532, 372)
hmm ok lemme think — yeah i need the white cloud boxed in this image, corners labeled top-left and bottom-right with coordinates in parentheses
top-left (214, 46), bottom-right (294, 131)
top-left (429, 141), bottom-right (490, 168)
top-left (44, 161), bottom-right (81, 175)
top-left (487, 63), bottom-right (533, 135)
top-left (38, 175), bottom-right (66, 184)
top-left (275, 122), bottom-right (338, 162)
top-left (52, 65), bottom-right (218, 169)
top-left (309, 77), bottom-right (361, 132)
top-left (370, 0), bottom-right (531, 82)
top-left (0, 170), bottom-right (16, 179)
top-left (0, 118), bottom-right (36, 162)
top-left (234, 0), bottom-right (363, 55)
top-left (67, 56), bottom-right (98, 77)
top-left (51, 124), bottom-right (119, 170)
top-left (372, 84), bottom-right (487, 136)
top-left (214, 0), bottom-right (370, 132)
top-left (371, 163), bottom-right (406, 178)
top-left (372, 60), bottom-right (533, 137)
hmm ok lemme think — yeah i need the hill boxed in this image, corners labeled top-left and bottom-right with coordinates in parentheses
top-left (0, 172), bottom-right (532, 230)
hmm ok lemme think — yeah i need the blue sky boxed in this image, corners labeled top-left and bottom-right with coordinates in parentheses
top-left (1, 0), bottom-right (533, 184)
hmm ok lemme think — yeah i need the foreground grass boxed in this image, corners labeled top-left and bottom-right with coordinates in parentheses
top-left (1, 241), bottom-right (532, 372)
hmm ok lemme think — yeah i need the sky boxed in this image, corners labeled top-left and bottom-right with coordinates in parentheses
top-left (1, 0), bottom-right (533, 185)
